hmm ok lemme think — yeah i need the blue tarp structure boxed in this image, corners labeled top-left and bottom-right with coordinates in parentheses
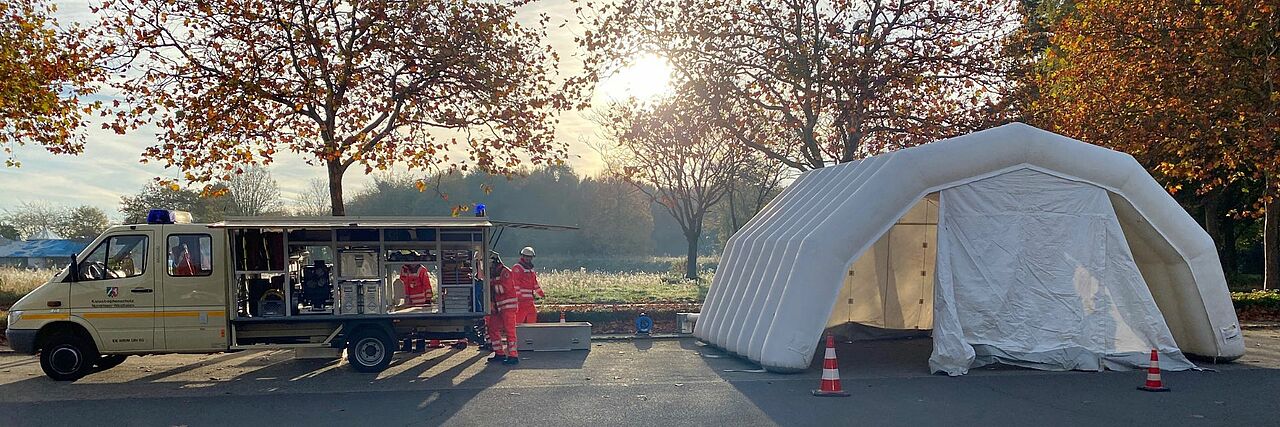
top-left (0, 239), bottom-right (87, 269)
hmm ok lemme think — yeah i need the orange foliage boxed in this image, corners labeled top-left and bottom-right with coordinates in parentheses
top-left (1037, 0), bottom-right (1280, 206)
top-left (96, 0), bottom-right (584, 214)
top-left (0, 0), bottom-right (102, 167)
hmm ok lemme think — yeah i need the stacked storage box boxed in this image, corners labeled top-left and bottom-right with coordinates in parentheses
top-left (440, 250), bottom-right (475, 313)
top-left (441, 287), bottom-right (473, 313)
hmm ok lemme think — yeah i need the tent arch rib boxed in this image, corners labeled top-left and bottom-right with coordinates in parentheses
top-left (735, 155), bottom-right (895, 358)
top-left (696, 123), bottom-right (1245, 372)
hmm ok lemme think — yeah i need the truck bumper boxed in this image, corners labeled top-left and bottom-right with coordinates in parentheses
top-left (4, 328), bottom-right (38, 354)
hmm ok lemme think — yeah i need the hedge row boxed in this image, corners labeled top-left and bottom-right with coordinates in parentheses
top-left (535, 303), bottom-right (702, 334)
top-left (1233, 290), bottom-right (1280, 322)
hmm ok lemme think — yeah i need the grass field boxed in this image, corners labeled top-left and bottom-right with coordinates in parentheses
top-left (533, 256), bottom-right (719, 275)
top-left (1, 268), bottom-right (60, 334)
top-left (0, 266), bottom-right (706, 334)
top-left (0, 266), bottom-right (712, 306)
top-left (538, 269), bottom-right (712, 305)
top-left (1, 267), bottom-right (57, 308)
top-left (0, 266), bottom-right (707, 308)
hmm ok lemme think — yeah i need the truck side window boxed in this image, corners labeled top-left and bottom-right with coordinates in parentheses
top-left (168, 234), bottom-right (213, 277)
top-left (79, 235), bottom-right (148, 281)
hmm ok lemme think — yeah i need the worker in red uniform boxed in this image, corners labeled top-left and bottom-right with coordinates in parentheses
top-left (485, 254), bottom-right (521, 365)
top-left (171, 244), bottom-right (195, 276)
top-left (400, 263), bottom-right (433, 307)
top-left (512, 246), bottom-right (544, 324)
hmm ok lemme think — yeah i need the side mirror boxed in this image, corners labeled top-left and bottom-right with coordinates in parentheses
top-left (66, 256), bottom-right (80, 283)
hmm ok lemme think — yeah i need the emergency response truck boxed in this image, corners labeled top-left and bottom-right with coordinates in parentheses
top-left (4, 209), bottom-right (564, 381)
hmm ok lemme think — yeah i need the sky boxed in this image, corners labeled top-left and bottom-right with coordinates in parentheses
top-left (0, 0), bottom-right (669, 220)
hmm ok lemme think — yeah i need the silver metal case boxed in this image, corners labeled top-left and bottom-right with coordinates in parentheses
top-left (516, 322), bottom-right (592, 351)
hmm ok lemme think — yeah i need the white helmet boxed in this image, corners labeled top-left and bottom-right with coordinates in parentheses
top-left (520, 246), bottom-right (536, 257)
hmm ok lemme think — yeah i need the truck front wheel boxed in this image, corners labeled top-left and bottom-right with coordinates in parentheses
top-left (347, 328), bottom-right (393, 373)
top-left (39, 332), bottom-right (99, 381)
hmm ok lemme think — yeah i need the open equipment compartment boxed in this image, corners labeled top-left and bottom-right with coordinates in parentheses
top-left (214, 217), bottom-right (492, 348)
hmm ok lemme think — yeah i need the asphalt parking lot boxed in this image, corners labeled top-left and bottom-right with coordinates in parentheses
top-left (2, 328), bottom-right (1279, 426)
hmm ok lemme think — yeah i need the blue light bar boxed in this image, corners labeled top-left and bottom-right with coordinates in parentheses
top-left (145, 209), bottom-right (193, 224)
top-left (474, 203), bottom-right (486, 217)
top-left (147, 209), bottom-right (176, 224)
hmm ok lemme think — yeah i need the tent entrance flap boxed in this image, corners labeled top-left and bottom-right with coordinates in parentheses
top-left (929, 168), bottom-right (1194, 375)
top-left (829, 197), bottom-right (939, 332)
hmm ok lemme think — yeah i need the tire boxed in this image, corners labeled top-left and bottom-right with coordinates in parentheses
top-left (39, 332), bottom-right (99, 381)
top-left (96, 355), bottom-right (128, 371)
top-left (346, 328), bottom-right (394, 373)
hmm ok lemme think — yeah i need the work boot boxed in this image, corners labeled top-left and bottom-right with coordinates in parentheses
top-left (487, 354), bottom-right (506, 363)
top-left (502, 356), bottom-right (519, 366)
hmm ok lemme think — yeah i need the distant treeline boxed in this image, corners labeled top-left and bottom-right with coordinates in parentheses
top-left (346, 166), bottom-right (723, 258)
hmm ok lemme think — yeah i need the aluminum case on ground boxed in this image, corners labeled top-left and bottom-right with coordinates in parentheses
top-left (516, 322), bottom-right (592, 351)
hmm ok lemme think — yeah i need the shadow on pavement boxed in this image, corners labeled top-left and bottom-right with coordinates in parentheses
top-left (509, 350), bottom-right (588, 370)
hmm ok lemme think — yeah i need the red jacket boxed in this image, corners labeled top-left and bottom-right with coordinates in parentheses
top-left (491, 265), bottom-right (519, 312)
top-left (511, 261), bottom-right (543, 303)
top-left (401, 264), bottom-right (433, 306)
top-left (173, 253), bottom-right (195, 276)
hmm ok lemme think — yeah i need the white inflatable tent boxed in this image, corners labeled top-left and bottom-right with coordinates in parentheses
top-left (695, 123), bottom-right (1245, 374)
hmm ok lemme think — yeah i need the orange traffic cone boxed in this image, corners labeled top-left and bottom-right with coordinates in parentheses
top-left (1137, 349), bottom-right (1170, 392)
top-left (812, 334), bottom-right (850, 397)
top-left (428, 339), bottom-right (445, 349)
top-left (560, 311), bottom-right (566, 323)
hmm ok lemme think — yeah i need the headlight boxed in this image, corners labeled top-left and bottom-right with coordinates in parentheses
top-left (5, 310), bottom-right (21, 326)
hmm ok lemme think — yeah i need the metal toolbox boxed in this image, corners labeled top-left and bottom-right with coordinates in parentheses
top-left (516, 322), bottom-right (592, 351)
top-left (338, 251), bottom-right (378, 279)
top-left (337, 280), bottom-right (360, 315)
top-left (362, 281), bottom-right (384, 314)
top-left (338, 279), bottom-right (381, 314)
top-left (441, 286), bottom-right (473, 313)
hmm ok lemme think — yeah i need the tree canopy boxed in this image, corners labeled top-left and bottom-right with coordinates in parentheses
top-left (222, 165), bottom-right (283, 217)
top-left (1, 201), bottom-right (108, 241)
top-left (596, 97), bottom-right (747, 278)
top-left (1033, 0), bottom-right (1279, 287)
top-left (0, 0), bottom-right (101, 167)
top-left (578, 0), bottom-right (1017, 170)
top-left (119, 182), bottom-right (228, 224)
top-left (97, 0), bottom-right (584, 215)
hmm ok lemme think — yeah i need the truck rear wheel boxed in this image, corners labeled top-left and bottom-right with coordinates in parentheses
top-left (39, 332), bottom-right (99, 381)
top-left (347, 328), bottom-right (394, 373)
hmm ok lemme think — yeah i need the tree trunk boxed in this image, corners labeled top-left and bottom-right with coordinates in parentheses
top-left (1204, 189), bottom-right (1226, 272)
top-left (685, 233), bottom-right (699, 280)
top-left (1222, 213), bottom-right (1237, 278)
top-left (327, 161), bottom-right (347, 216)
top-left (727, 185), bottom-right (740, 231)
top-left (1265, 187), bottom-right (1279, 290)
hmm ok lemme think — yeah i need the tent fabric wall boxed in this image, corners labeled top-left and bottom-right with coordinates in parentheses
top-left (695, 123), bottom-right (1244, 373)
top-left (929, 169), bottom-right (1195, 375)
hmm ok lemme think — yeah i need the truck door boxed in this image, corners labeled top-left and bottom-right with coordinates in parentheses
top-left (70, 232), bottom-right (157, 352)
top-left (159, 230), bottom-right (228, 351)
